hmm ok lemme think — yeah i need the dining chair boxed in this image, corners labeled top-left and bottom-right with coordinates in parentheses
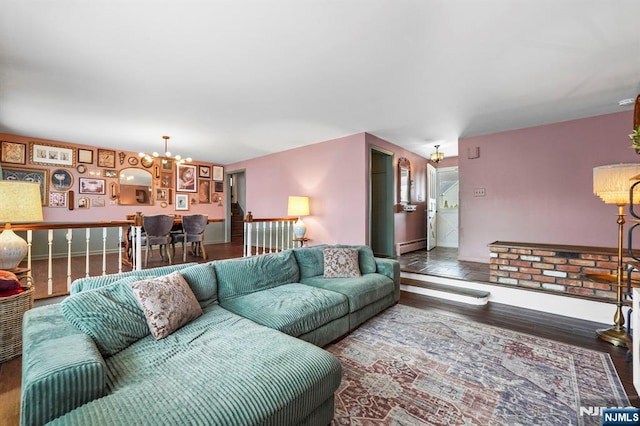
top-left (173, 214), bottom-right (208, 261)
top-left (142, 214), bottom-right (175, 267)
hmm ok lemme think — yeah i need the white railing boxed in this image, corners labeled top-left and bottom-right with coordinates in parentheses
top-left (243, 212), bottom-right (298, 256)
top-left (11, 221), bottom-right (135, 298)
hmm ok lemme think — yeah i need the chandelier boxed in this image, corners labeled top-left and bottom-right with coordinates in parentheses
top-left (430, 144), bottom-right (444, 163)
top-left (138, 136), bottom-right (192, 165)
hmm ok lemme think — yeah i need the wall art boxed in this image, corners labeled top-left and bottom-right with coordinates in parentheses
top-left (176, 164), bottom-right (197, 192)
top-left (199, 165), bottom-right (211, 179)
top-left (30, 142), bottom-right (75, 167)
top-left (92, 198), bottom-right (106, 207)
top-left (51, 168), bottom-right (74, 191)
top-left (175, 193), bottom-right (189, 211)
top-left (77, 196), bottom-right (90, 209)
top-left (1, 141), bottom-right (26, 164)
top-left (77, 148), bottom-right (93, 164)
top-left (213, 165), bottom-right (224, 181)
top-left (198, 179), bottom-right (211, 203)
top-left (97, 149), bottom-right (116, 168)
top-left (79, 177), bottom-right (106, 194)
top-left (49, 191), bottom-right (67, 208)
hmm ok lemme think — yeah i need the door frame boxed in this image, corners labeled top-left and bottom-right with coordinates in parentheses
top-left (368, 145), bottom-right (395, 257)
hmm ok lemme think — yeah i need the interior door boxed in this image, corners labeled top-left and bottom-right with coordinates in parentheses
top-left (426, 163), bottom-right (437, 250)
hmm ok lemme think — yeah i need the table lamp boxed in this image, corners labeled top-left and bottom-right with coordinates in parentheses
top-left (589, 163), bottom-right (640, 347)
top-left (0, 181), bottom-right (44, 269)
top-left (288, 196), bottom-right (310, 238)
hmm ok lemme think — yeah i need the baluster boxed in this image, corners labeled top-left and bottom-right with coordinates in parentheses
top-left (118, 226), bottom-right (123, 273)
top-left (47, 229), bottom-right (53, 295)
top-left (274, 222), bottom-right (279, 253)
top-left (134, 225), bottom-right (142, 271)
top-left (255, 223), bottom-right (260, 256)
top-left (245, 222), bottom-right (251, 257)
top-left (102, 227), bottom-right (107, 275)
top-left (26, 230), bottom-right (33, 280)
top-left (66, 229), bottom-right (73, 290)
top-left (269, 222), bottom-right (273, 253)
top-left (85, 228), bottom-right (91, 277)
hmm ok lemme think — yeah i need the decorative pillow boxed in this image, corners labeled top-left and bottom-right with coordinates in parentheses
top-left (323, 247), bottom-right (362, 278)
top-left (130, 271), bottom-right (203, 340)
top-left (61, 275), bottom-right (150, 357)
top-left (0, 270), bottom-right (21, 292)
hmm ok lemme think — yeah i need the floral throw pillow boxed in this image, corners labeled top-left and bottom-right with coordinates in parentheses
top-left (323, 247), bottom-right (362, 278)
top-left (130, 271), bottom-right (203, 340)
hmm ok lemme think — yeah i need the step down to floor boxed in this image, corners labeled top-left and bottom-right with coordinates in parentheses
top-left (401, 277), bottom-right (490, 305)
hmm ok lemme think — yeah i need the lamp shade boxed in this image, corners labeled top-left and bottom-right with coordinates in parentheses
top-left (593, 164), bottom-right (640, 205)
top-left (0, 181), bottom-right (43, 269)
top-left (0, 181), bottom-right (43, 223)
top-left (287, 196), bottom-right (310, 217)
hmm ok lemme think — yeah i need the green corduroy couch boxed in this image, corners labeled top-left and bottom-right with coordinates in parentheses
top-left (21, 245), bottom-right (400, 425)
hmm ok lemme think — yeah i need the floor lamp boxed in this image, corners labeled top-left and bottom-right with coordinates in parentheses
top-left (589, 163), bottom-right (640, 347)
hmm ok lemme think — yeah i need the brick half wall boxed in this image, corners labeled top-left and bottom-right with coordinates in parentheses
top-left (488, 241), bottom-right (635, 302)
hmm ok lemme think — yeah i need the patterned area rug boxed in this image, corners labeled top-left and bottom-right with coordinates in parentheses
top-left (326, 304), bottom-right (629, 426)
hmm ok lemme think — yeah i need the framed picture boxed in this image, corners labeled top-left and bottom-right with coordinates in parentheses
top-left (162, 161), bottom-right (173, 170)
top-left (97, 149), bottom-right (116, 168)
top-left (160, 172), bottom-right (173, 188)
top-left (176, 164), bottom-right (197, 192)
top-left (175, 193), bottom-right (189, 211)
top-left (127, 156), bottom-right (139, 166)
top-left (50, 168), bottom-right (74, 191)
top-left (30, 142), bottom-right (76, 167)
top-left (213, 165), bottom-right (224, 181)
top-left (103, 169), bottom-right (117, 178)
top-left (49, 191), bottom-right (67, 208)
top-left (88, 168), bottom-right (102, 178)
top-left (198, 179), bottom-right (211, 203)
top-left (199, 165), bottom-right (211, 179)
top-left (1, 141), bottom-right (26, 164)
top-left (77, 148), bottom-right (93, 164)
top-left (0, 166), bottom-right (48, 205)
top-left (215, 181), bottom-right (224, 192)
top-left (79, 177), bottom-right (106, 194)
top-left (77, 196), bottom-right (90, 209)
top-left (156, 188), bottom-right (169, 202)
top-left (91, 198), bottom-right (106, 207)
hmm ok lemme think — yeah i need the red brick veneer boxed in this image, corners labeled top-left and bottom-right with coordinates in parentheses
top-left (488, 241), bottom-right (637, 302)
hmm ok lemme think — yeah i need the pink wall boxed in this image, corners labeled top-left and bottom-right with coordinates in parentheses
top-left (226, 132), bottom-right (430, 247)
top-left (458, 111), bottom-right (636, 262)
top-left (226, 134), bottom-right (369, 245)
top-left (0, 133), bottom-right (225, 222)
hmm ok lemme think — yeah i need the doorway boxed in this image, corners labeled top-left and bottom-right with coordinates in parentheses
top-left (226, 170), bottom-right (246, 243)
top-left (436, 166), bottom-right (459, 248)
top-left (369, 147), bottom-right (394, 257)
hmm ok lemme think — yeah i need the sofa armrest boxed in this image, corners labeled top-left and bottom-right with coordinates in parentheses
top-left (375, 258), bottom-right (400, 302)
top-left (21, 304), bottom-right (106, 426)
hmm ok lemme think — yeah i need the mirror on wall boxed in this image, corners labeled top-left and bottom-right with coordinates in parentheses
top-left (118, 168), bottom-right (153, 205)
top-left (398, 157), bottom-right (411, 205)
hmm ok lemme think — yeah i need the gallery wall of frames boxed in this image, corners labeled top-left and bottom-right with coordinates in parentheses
top-left (0, 133), bottom-right (225, 222)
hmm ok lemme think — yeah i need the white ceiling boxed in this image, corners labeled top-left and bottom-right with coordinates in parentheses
top-left (1, 1), bottom-right (639, 164)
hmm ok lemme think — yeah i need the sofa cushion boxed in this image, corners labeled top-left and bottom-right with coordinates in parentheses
top-left (220, 283), bottom-right (348, 337)
top-left (215, 250), bottom-right (300, 300)
top-left (130, 271), bottom-right (203, 340)
top-left (61, 276), bottom-right (149, 357)
top-left (179, 262), bottom-right (218, 307)
top-left (293, 244), bottom-right (329, 279)
top-left (70, 263), bottom-right (197, 294)
top-left (323, 247), bottom-right (361, 278)
top-left (52, 306), bottom-right (342, 426)
top-left (336, 244), bottom-right (377, 274)
top-left (301, 273), bottom-right (395, 313)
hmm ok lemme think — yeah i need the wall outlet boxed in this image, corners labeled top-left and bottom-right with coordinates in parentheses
top-left (474, 188), bottom-right (486, 197)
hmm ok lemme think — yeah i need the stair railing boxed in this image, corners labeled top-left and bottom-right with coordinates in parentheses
top-left (243, 212), bottom-right (297, 256)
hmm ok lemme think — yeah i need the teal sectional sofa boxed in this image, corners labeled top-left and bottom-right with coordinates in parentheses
top-left (21, 245), bottom-right (400, 426)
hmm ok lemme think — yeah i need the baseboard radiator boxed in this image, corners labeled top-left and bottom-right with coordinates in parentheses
top-left (396, 238), bottom-right (427, 255)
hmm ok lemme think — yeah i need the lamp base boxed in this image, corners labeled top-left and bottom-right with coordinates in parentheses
top-left (596, 325), bottom-right (631, 348)
top-left (292, 218), bottom-right (306, 239)
top-left (0, 228), bottom-right (28, 270)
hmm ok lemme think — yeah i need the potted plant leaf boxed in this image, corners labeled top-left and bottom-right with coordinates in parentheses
top-left (630, 124), bottom-right (640, 153)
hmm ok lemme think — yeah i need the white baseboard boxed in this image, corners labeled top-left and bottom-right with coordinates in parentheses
top-left (401, 272), bottom-right (615, 325)
top-left (400, 283), bottom-right (489, 305)
top-left (396, 238), bottom-right (427, 255)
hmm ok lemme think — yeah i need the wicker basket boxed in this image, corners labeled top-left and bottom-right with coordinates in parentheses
top-left (0, 284), bottom-right (34, 363)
